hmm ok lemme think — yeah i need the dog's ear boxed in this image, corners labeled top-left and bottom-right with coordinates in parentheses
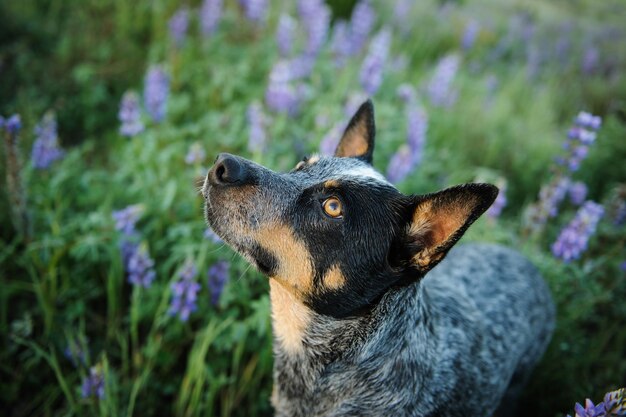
top-left (396, 184), bottom-right (498, 274)
top-left (335, 100), bottom-right (375, 164)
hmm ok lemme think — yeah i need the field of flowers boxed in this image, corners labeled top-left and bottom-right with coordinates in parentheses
top-left (1, 0), bottom-right (625, 416)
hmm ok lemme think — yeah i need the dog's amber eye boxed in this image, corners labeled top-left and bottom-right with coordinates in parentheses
top-left (322, 197), bottom-right (343, 219)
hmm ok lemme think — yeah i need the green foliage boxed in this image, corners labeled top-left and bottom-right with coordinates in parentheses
top-left (1, 0), bottom-right (625, 416)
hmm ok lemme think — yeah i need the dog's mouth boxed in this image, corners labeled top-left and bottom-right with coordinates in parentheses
top-left (248, 244), bottom-right (278, 276)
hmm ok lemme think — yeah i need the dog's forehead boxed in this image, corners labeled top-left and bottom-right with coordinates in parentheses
top-left (291, 156), bottom-right (392, 187)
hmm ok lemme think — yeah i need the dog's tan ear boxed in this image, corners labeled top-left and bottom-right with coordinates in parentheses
top-left (405, 184), bottom-right (498, 273)
top-left (335, 100), bottom-right (375, 163)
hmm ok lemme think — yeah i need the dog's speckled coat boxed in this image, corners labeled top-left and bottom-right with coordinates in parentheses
top-left (203, 100), bottom-right (555, 417)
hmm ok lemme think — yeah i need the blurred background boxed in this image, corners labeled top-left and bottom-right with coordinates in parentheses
top-left (1, 0), bottom-right (625, 416)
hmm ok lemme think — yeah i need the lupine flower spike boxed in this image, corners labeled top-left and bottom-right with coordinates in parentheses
top-left (240, 0), bottom-right (268, 24)
top-left (552, 201), bottom-right (604, 262)
top-left (144, 66), bottom-right (170, 123)
top-left (247, 102), bottom-right (267, 154)
top-left (298, 0), bottom-right (330, 57)
top-left (112, 205), bottom-right (144, 236)
top-left (208, 261), bottom-right (230, 306)
top-left (276, 13), bottom-right (296, 57)
top-left (81, 366), bottom-right (105, 399)
top-left (349, 1), bottom-right (376, 55)
top-left (169, 260), bottom-right (201, 322)
top-left (568, 181), bottom-right (588, 206)
top-left (567, 388), bottom-right (626, 417)
top-left (169, 8), bottom-right (189, 47)
top-left (200, 0), bottom-right (223, 36)
top-left (185, 142), bottom-right (206, 165)
top-left (359, 29), bottom-right (392, 95)
top-left (118, 91), bottom-right (144, 137)
top-left (386, 85), bottom-right (428, 184)
top-left (127, 246), bottom-right (156, 288)
top-left (426, 54), bottom-right (460, 108)
top-left (526, 111), bottom-right (601, 233)
top-left (31, 112), bottom-right (65, 169)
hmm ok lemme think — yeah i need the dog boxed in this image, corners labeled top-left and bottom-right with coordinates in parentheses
top-left (202, 100), bottom-right (555, 417)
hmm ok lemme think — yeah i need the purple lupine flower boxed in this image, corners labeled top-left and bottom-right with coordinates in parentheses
top-left (487, 183), bottom-right (507, 218)
top-left (81, 366), bottom-right (105, 399)
top-left (208, 260), bottom-right (230, 306)
top-left (118, 91), bottom-right (144, 137)
top-left (240, 0), bottom-right (267, 24)
top-left (330, 21), bottom-right (351, 67)
top-left (581, 46), bottom-right (599, 75)
top-left (185, 142), bottom-right (206, 165)
top-left (567, 388), bottom-right (626, 417)
top-left (64, 338), bottom-right (88, 367)
top-left (397, 84), bottom-right (417, 103)
top-left (621, 261), bottom-right (626, 272)
top-left (406, 104), bottom-right (428, 164)
top-left (144, 66), bottom-right (169, 123)
top-left (359, 29), bottom-right (392, 95)
top-left (119, 240), bottom-right (139, 270)
top-left (573, 399), bottom-right (606, 417)
top-left (204, 227), bottom-right (223, 243)
top-left (287, 54), bottom-right (316, 80)
top-left (169, 8), bottom-right (189, 47)
top-left (540, 177), bottom-right (571, 219)
top-left (169, 260), bottom-right (201, 322)
top-left (349, 0), bottom-right (376, 55)
top-left (552, 201), bottom-right (604, 262)
top-left (426, 54), bottom-right (460, 108)
top-left (386, 145), bottom-right (414, 184)
top-left (5, 114), bottom-right (21, 134)
top-left (560, 112), bottom-right (601, 172)
top-left (276, 13), bottom-right (297, 57)
top-left (298, 0), bottom-right (330, 56)
top-left (31, 112), bottom-right (65, 169)
top-left (393, 0), bottom-right (412, 29)
top-left (112, 205), bottom-right (144, 235)
top-left (461, 20), bottom-right (480, 51)
top-left (247, 102), bottom-right (267, 153)
top-left (265, 61), bottom-right (299, 114)
top-left (575, 111), bottom-right (602, 130)
top-left (568, 182), bottom-right (588, 206)
top-left (603, 388), bottom-right (626, 415)
top-left (127, 246), bottom-right (156, 287)
top-left (200, 0), bottom-right (223, 36)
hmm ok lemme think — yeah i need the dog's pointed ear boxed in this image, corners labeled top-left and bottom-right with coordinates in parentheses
top-left (401, 184), bottom-right (498, 273)
top-left (335, 100), bottom-right (375, 164)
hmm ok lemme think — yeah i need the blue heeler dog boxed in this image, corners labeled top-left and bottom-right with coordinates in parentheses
top-left (202, 100), bottom-right (555, 416)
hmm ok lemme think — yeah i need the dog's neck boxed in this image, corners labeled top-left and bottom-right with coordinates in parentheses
top-left (269, 279), bottom-right (434, 399)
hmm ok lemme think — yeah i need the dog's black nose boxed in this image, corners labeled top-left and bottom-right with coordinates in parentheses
top-left (210, 153), bottom-right (251, 186)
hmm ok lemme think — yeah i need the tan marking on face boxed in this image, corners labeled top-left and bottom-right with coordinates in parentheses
top-left (294, 160), bottom-right (306, 170)
top-left (324, 179), bottom-right (340, 188)
top-left (256, 224), bottom-right (313, 297)
top-left (323, 264), bottom-right (346, 290)
top-left (270, 280), bottom-right (311, 354)
top-left (336, 124), bottom-right (369, 158)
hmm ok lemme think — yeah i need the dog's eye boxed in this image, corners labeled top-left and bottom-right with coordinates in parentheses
top-left (322, 197), bottom-right (343, 219)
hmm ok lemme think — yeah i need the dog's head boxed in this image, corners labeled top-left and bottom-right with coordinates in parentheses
top-left (203, 100), bottom-right (497, 319)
